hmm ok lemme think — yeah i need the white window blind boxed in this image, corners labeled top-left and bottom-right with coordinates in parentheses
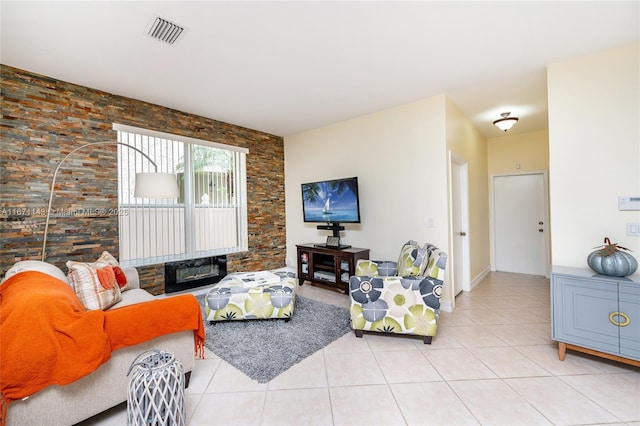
top-left (114, 123), bottom-right (248, 267)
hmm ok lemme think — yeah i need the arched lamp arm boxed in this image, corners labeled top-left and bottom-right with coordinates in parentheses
top-left (41, 141), bottom-right (157, 261)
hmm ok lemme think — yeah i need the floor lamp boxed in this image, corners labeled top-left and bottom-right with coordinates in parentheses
top-left (41, 141), bottom-right (180, 261)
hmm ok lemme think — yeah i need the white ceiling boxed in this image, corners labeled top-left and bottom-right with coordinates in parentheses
top-left (1, 1), bottom-right (638, 137)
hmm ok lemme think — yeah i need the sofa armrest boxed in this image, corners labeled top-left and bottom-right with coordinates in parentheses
top-left (122, 267), bottom-right (140, 289)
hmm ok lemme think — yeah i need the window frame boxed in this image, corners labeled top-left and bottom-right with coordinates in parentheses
top-left (113, 123), bottom-right (249, 267)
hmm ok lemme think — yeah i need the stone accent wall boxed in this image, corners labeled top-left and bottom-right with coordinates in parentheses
top-left (0, 65), bottom-right (286, 294)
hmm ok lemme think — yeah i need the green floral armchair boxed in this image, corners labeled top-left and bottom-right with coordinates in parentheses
top-left (349, 240), bottom-right (447, 344)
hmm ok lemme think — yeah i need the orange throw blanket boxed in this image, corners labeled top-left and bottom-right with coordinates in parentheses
top-left (0, 271), bottom-right (204, 425)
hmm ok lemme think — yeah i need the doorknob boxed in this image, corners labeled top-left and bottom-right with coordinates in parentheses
top-left (459, 232), bottom-right (467, 236)
top-left (539, 221), bottom-right (544, 225)
top-left (539, 229), bottom-right (544, 232)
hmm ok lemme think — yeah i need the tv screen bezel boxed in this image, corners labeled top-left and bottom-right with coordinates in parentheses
top-left (301, 176), bottom-right (361, 224)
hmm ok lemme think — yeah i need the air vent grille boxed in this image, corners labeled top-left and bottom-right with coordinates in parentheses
top-left (147, 17), bottom-right (184, 45)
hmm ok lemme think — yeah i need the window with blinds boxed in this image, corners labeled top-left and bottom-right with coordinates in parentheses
top-left (113, 124), bottom-right (248, 267)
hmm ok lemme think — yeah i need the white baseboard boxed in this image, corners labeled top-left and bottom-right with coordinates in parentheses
top-left (469, 266), bottom-right (491, 291)
top-left (440, 301), bottom-right (453, 313)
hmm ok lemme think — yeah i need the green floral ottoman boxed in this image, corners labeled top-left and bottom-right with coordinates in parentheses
top-left (204, 269), bottom-right (296, 322)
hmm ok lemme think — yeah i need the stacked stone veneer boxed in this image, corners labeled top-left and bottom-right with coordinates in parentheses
top-left (0, 65), bottom-right (286, 294)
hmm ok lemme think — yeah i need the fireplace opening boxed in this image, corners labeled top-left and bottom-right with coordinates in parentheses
top-left (164, 256), bottom-right (227, 293)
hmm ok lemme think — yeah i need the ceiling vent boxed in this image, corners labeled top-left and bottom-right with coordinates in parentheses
top-left (147, 16), bottom-right (184, 45)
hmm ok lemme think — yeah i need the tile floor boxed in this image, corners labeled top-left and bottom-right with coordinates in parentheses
top-left (83, 272), bottom-right (640, 426)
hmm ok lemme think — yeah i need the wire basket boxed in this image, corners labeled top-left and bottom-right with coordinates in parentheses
top-left (127, 349), bottom-right (185, 426)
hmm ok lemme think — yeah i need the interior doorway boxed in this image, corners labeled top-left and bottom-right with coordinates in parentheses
top-left (491, 172), bottom-right (549, 277)
top-left (449, 151), bottom-right (470, 296)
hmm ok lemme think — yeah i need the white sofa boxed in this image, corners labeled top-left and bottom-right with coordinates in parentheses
top-left (4, 265), bottom-right (196, 426)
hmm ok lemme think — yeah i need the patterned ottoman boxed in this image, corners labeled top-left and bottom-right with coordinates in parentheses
top-left (204, 269), bottom-right (296, 323)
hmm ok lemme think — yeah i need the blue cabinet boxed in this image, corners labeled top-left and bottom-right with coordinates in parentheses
top-left (551, 266), bottom-right (640, 367)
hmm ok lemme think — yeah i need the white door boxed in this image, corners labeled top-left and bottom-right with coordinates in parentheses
top-left (450, 153), bottom-right (470, 295)
top-left (493, 173), bottom-right (548, 276)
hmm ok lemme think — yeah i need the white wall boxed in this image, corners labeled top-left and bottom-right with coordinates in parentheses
top-left (446, 99), bottom-right (491, 284)
top-left (284, 95), bottom-right (451, 299)
top-left (548, 42), bottom-right (640, 266)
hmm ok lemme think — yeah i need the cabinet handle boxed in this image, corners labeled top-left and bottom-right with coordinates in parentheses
top-left (609, 312), bottom-right (630, 327)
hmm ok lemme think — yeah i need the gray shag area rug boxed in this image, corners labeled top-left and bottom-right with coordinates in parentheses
top-left (197, 294), bottom-right (351, 383)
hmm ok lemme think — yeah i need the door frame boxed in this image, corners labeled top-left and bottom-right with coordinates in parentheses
top-left (448, 151), bottom-right (471, 296)
top-left (489, 170), bottom-right (551, 278)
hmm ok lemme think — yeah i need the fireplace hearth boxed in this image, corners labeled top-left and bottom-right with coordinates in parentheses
top-left (164, 256), bottom-right (227, 293)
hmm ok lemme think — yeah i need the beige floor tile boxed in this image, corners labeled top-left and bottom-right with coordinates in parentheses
top-left (324, 351), bottom-right (386, 387)
top-left (390, 382), bottom-right (480, 425)
top-left (438, 310), bottom-right (477, 326)
top-left (422, 328), bottom-right (464, 349)
top-left (262, 388), bottom-right (333, 425)
top-left (485, 324), bottom-right (551, 346)
top-left (506, 376), bottom-right (620, 424)
top-left (470, 346), bottom-right (552, 378)
top-left (361, 331), bottom-right (426, 351)
top-left (444, 325), bottom-right (509, 347)
top-left (514, 344), bottom-right (616, 376)
top-left (374, 350), bottom-right (442, 383)
top-left (323, 332), bottom-right (372, 354)
top-left (185, 394), bottom-right (202, 426)
top-left (493, 308), bottom-right (549, 324)
top-left (422, 348), bottom-right (497, 381)
top-left (460, 309), bottom-right (512, 325)
top-left (267, 351), bottom-right (328, 390)
top-left (189, 392), bottom-right (266, 426)
top-left (186, 357), bottom-right (221, 395)
top-left (329, 384), bottom-right (406, 426)
top-left (521, 322), bottom-right (554, 342)
top-left (454, 295), bottom-right (492, 310)
top-left (559, 373), bottom-right (640, 421)
top-left (205, 361), bottom-right (268, 393)
top-left (449, 379), bottom-right (551, 425)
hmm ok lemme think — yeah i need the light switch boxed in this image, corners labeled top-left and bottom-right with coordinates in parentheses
top-left (627, 223), bottom-right (640, 236)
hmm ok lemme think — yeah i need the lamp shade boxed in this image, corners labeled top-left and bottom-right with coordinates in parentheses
top-left (493, 112), bottom-right (519, 132)
top-left (134, 172), bottom-right (180, 198)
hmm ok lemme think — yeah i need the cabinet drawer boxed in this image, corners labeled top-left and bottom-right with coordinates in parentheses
top-left (553, 276), bottom-right (619, 353)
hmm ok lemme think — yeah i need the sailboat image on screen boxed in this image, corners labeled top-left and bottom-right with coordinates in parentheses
top-left (323, 198), bottom-right (331, 215)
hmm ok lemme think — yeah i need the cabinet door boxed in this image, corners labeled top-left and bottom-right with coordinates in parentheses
top-left (298, 249), bottom-right (310, 279)
top-left (553, 276), bottom-right (619, 354)
top-left (619, 283), bottom-right (640, 360)
top-left (337, 255), bottom-right (352, 286)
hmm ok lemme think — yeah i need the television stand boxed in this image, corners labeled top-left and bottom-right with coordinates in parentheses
top-left (297, 243), bottom-right (369, 293)
top-left (313, 243), bottom-right (352, 250)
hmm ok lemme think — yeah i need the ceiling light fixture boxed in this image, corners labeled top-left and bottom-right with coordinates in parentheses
top-left (493, 112), bottom-right (519, 132)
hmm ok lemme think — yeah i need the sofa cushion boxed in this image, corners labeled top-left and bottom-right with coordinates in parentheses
top-left (109, 288), bottom-right (155, 310)
top-left (396, 240), bottom-right (428, 277)
top-left (67, 260), bottom-right (122, 310)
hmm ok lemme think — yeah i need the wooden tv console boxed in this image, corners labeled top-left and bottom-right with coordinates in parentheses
top-left (296, 243), bottom-right (370, 293)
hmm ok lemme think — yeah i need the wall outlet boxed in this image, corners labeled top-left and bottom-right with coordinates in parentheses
top-left (627, 222), bottom-right (640, 236)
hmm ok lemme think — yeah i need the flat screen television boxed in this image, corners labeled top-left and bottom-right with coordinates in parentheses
top-left (301, 176), bottom-right (361, 224)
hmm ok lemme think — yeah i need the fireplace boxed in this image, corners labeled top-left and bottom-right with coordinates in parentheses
top-left (164, 256), bottom-right (227, 293)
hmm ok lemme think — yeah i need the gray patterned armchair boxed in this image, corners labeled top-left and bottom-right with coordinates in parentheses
top-left (349, 240), bottom-right (447, 344)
